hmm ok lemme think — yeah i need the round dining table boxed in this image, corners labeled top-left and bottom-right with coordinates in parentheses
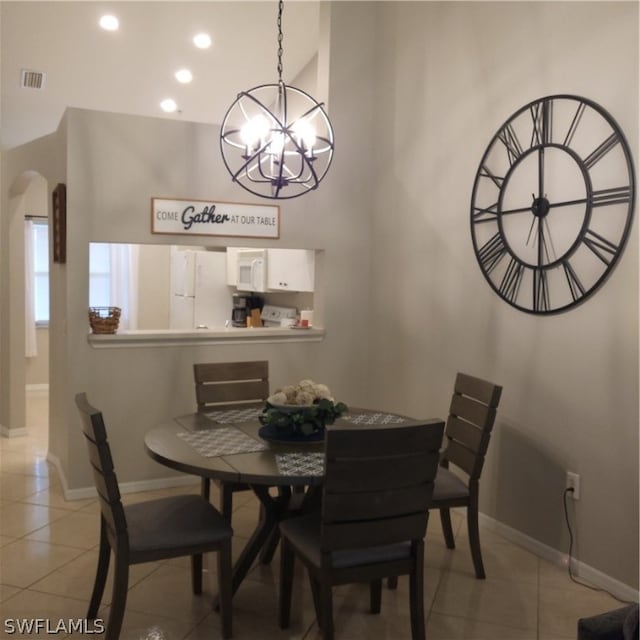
top-left (144, 407), bottom-right (414, 598)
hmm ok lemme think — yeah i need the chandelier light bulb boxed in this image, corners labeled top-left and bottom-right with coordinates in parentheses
top-left (291, 119), bottom-right (317, 152)
top-left (240, 115), bottom-right (270, 149)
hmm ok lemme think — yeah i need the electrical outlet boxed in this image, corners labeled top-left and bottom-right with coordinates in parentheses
top-left (566, 471), bottom-right (580, 500)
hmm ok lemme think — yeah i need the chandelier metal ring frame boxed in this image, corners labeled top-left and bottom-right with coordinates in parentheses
top-left (219, 1), bottom-right (335, 200)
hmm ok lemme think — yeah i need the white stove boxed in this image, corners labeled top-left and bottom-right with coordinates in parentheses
top-left (261, 305), bottom-right (297, 327)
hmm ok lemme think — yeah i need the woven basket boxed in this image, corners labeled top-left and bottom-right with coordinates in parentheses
top-left (88, 306), bottom-right (121, 334)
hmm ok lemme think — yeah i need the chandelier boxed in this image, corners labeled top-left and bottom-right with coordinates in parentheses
top-left (219, 0), bottom-right (334, 200)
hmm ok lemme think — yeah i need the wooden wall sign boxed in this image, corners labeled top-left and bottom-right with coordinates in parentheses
top-left (52, 183), bottom-right (67, 263)
top-left (151, 197), bottom-right (280, 239)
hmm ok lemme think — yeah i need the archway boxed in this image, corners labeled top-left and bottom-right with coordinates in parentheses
top-left (2, 171), bottom-right (50, 438)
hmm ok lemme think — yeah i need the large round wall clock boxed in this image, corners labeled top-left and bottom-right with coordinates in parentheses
top-left (470, 94), bottom-right (635, 314)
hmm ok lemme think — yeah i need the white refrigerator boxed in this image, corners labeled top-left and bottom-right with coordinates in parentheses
top-left (170, 249), bottom-right (231, 329)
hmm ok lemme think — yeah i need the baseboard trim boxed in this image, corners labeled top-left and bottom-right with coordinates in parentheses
top-left (26, 384), bottom-right (49, 392)
top-left (479, 512), bottom-right (639, 603)
top-left (0, 424), bottom-right (29, 437)
top-left (47, 453), bottom-right (199, 501)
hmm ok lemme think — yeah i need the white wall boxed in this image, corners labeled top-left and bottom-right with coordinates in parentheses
top-left (366, 1), bottom-right (638, 590)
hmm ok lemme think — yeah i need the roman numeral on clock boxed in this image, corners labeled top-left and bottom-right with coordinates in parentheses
top-left (530, 99), bottom-right (552, 146)
top-left (591, 186), bottom-right (631, 207)
top-left (584, 132), bottom-right (621, 169)
top-left (477, 232), bottom-right (507, 274)
top-left (582, 229), bottom-right (619, 265)
top-left (498, 124), bottom-right (523, 166)
top-left (533, 269), bottom-right (550, 312)
top-left (499, 258), bottom-right (524, 303)
top-left (562, 260), bottom-right (585, 302)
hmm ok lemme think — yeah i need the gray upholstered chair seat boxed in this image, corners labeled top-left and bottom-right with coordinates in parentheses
top-left (126, 495), bottom-right (233, 562)
top-left (280, 513), bottom-right (412, 569)
top-left (432, 467), bottom-right (469, 501)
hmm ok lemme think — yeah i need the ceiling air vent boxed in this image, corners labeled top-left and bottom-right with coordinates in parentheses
top-left (20, 69), bottom-right (46, 90)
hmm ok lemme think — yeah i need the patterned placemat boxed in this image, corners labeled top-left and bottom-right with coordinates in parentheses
top-left (204, 408), bottom-right (264, 424)
top-left (276, 452), bottom-right (324, 476)
top-left (178, 427), bottom-right (268, 457)
top-left (342, 412), bottom-right (408, 425)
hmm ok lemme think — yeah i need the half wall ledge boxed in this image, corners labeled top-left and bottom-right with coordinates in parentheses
top-left (87, 327), bottom-right (325, 349)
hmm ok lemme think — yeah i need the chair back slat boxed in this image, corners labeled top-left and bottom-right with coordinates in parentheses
top-left (323, 484), bottom-right (432, 522)
top-left (449, 394), bottom-right (496, 430)
top-left (443, 373), bottom-right (502, 480)
top-left (322, 513), bottom-right (429, 551)
top-left (193, 361), bottom-right (269, 411)
top-left (75, 393), bottom-right (128, 537)
top-left (324, 457), bottom-right (436, 493)
top-left (454, 373), bottom-right (502, 407)
top-left (446, 415), bottom-right (487, 454)
top-left (321, 420), bottom-right (444, 553)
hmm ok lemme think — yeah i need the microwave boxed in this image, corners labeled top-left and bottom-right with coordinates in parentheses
top-left (236, 249), bottom-right (267, 292)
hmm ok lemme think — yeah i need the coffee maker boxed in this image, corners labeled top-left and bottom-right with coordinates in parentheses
top-left (231, 294), bottom-right (262, 327)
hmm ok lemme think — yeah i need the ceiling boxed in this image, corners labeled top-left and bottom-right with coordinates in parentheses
top-left (0, 1), bottom-right (321, 150)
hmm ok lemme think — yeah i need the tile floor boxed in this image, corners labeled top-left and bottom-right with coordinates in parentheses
top-left (0, 390), bottom-right (624, 639)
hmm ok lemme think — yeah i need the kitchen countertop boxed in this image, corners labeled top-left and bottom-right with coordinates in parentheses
top-left (87, 326), bottom-right (325, 348)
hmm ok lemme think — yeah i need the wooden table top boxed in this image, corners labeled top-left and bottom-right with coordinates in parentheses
top-left (144, 409), bottom-right (423, 487)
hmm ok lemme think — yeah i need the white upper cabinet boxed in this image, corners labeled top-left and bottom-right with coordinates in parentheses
top-left (226, 248), bottom-right (315, 292)
top-left (267, 249), bottom-right (315, 292)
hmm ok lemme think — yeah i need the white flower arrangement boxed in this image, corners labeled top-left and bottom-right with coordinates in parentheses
top-left (267, 379), bottom-right (334, 407)
top-left (260, 380), bottom-right (347, 437)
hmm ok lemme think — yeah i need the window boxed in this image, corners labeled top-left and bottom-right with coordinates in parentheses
top-left (89, 243), bottom-right (111, 307)
top-left (32, 221), bottom-right (49, 324)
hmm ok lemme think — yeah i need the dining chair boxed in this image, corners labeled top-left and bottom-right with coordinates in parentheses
top-left (386, 373), bottom-right (502, 590)
top-left (432, 372), bottom-right (502, 579)
top-left (75, 393), bottom-right (233, 640)
top-left (193, 360), bottom-right (269, 521)
top-left (278, 419), bottom-right (445, 640)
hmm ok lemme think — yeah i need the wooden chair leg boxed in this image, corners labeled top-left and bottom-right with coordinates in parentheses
top-left (439, 507), bottom-right (456, 549)
top-left (308, 573), bottom-right (321, 622)
top-left (278, 539), bottom-right (295, 629)
top-left (467, 501), bottom-right (486, 579)
top-left (259, 527), bottom-right (280, 564)
top-left (201, 477), bottom-right (210, 501)
top-left (217, 539), bottom-right (233, 639)
top-left (191, 554), bottom-right (203, 594)
top-left (387, 575), bottom-right (398, 590)
top-left (318, 579), bottom-right (334, 640)
top-left (220, 483), bottom-right (234, 523)
top-left (105, 553), bottom-right (129, 640)
top-left (409, 542), bottom-right (426, 640)
top-left (370, 579), bottom-right (382, 614)
top-left (87, 518), bottom-right (110, 619)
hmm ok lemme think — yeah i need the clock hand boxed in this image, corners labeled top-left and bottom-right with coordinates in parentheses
top-left (526, 216), bottom-right (537, 246)
top-left (543, 217), bottom-right (556, 262)
top-left (538, 147), bottom-right (545, 200)
top-left (501, 195), bottom-right (588, 217)
top-left (547, 196), bottom-right (589, 209)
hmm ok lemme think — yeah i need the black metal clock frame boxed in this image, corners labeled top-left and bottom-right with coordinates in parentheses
top-left (470, 94), bottom-right (635, 315)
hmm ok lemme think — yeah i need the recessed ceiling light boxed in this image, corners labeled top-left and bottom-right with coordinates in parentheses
top-left (193, 33), bottom-right (212, 49)
top-left (175, 69), bottom-right (193, 84)
top-left (99, 15), bottom-right (119, 31)
top-left (160, 99), bottom-right (178, 113)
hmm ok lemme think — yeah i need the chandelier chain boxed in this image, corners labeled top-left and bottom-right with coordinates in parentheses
top-left (277, 0), bottom-right (284, 81)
